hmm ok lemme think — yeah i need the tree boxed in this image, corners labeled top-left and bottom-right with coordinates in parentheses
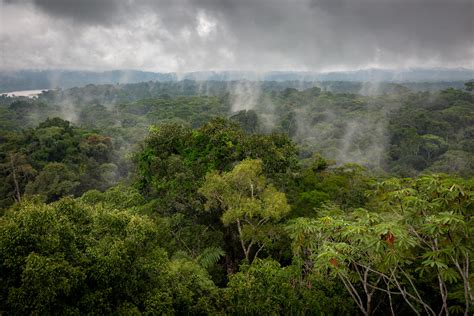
top-left (226, 258), bottom-right (353, 315)
top-left (199, 159), bottom-right (291, 262)
top-left (0, 198), bottom-right (223, 314)
top-left (287, 208), bottom-right (419, 316)
top-left (286, 174), bottom-right (473, 316)
top-left (464, 81), bottom-right (474, 92)
top-left (374, 175), bottom-right (473, 315)
top-left (25, 163), bottom-right (79, 202)
top-left (0, 152), bottom-right (36, 203)
top-left (419, 134), bottom-right (448, 161)
top-left (230, 110), bottom-right (260, 134)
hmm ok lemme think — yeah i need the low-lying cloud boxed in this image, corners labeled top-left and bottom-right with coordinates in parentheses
top-left (1, 0), bottom-right (473, 72)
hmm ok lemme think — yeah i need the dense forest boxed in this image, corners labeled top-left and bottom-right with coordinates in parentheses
top-left (0, 81), bottom-right (473, 315)
top-left (1, 69), bottom-right (471, 92)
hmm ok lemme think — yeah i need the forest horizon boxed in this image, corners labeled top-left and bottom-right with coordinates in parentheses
top-left (1, 0), bottom-right (473, 315)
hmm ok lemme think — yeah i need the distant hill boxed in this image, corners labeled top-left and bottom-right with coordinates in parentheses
top-left (0, 68), bottom-right (473, 92)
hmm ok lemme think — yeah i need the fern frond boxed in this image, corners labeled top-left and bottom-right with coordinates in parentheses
top-left (197, 247), bottom-right (225, 269)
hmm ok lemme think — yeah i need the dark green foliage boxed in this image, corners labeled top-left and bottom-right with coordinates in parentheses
top-left (0, 118), bottom-right (120, 210)
top-left (388, 88), bottom-right (474, 176)
top-left (226, 259), bottom-right (354, 315)
top-left (0, 198), bottom-right (223, 315)
top-left (290, 156), bottom-right (371, 217)
top-left (25, 162), bottom-right (79, 202)
top-left (2, 83), bottom-right (472, 176)
top-left (230, 109), bottom-right (260, 133)
top-left (135, 117), bottom-right (298, 216)
top-left (0, 82), bottom-right (473, 314)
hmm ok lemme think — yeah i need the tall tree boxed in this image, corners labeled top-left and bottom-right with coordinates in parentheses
top-left (199, 159), bottom-right (290, 262)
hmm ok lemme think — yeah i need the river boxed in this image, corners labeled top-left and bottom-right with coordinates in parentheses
top-left (2, 89), bottom-right (52, 98)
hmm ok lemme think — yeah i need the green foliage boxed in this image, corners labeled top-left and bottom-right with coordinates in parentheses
top-left (0, 83), bottom-right (473, 314)
top-left (200, 159), bottom-right (291, 262)
top-left (230, 109), bottom-right (260, 133)
top-left (389, 89), bottom-right (474, 176)
top-left (165, 258), bottom-right (223, 314)
top-left (3, 84), bottom-right (472, 176)
top-left (135, 117), bottom-right (297, 217)
top-left (465, 81), bottom-right (474, 91)
top-left (0, 198), bottom-right (224, 315)
top-left (287, 174), bottom-right (473, 315)
top-left (197, 247), bottom-right (226, 269)
top-left (0, 118), bottom-right (120, 210)
top-left (80, 184), bottom-right (146, 209)
top-left (226, 258), bottom-right (354, 315)
top-left (291, 156), bottom-right (372, 217)
top-left (25, 162), bottom-right (79, 202)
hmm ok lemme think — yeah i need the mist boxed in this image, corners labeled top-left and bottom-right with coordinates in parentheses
top-left (1, 1), bottom-right (473, 314)
top-left (1, 0), bottom-right (473, 72)
top-left (1, 0), bottom-right (473, 169)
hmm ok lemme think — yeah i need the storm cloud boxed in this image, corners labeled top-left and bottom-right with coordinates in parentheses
top-left (1, 0), bottom-right (473, 72)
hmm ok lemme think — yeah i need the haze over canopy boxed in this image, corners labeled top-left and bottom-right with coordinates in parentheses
top-left (1, 0), bottom-right (473, 72)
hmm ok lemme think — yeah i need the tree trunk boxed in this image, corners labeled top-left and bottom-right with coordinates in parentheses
top-left (9, 153), bottom-right (21, 203)
top-left (236, 218), bottom-right (250, 262)
top-left (366, 295), bottom-right (373, 316)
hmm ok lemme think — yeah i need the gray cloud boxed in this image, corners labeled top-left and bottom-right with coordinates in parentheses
top-left (30, 0), bottom-right (122, 24)
top-left (1, 0), bottom-right (473, 72)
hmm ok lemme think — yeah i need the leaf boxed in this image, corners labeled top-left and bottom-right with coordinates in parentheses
top-left (197, 247), bottom-right (225, 269)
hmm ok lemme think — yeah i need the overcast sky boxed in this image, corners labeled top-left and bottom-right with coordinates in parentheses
top-left (1, 0), bottom-right (473, 72)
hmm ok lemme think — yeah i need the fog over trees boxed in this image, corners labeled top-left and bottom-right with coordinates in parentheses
top-left (0, 0), bottom-right (473, 315)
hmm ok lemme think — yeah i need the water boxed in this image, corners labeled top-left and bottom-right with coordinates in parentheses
top-left (2, 89), bottom-right (51, 98)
